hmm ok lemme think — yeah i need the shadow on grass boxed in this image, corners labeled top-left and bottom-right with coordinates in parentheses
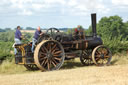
top-left (61, 60), bottom-right (84, 70)
top-left (110, 59), bottom-right (119, 65)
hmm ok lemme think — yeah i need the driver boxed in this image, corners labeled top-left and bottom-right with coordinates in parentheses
top-left (31, 26), bottom-right (43, 53)
top-left (73, 28), bottom-right (79, 40)
top-left (77, 25), bottom-right (85, 39)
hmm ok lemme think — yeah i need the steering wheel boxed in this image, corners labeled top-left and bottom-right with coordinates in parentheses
top-left (46, 27), bottom-right (60, 36)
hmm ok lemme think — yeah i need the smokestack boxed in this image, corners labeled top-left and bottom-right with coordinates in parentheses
top-left (91, 13), bottom-right (97, 37)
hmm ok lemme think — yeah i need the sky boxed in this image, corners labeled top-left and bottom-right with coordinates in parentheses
top-left (0, 0), bottom-right (128, 29)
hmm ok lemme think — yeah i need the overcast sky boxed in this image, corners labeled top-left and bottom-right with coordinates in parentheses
top-left (0, 0), bottom-right (128, 29)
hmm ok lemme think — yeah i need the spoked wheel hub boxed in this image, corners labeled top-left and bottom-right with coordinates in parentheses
top-left (46, 52), bottom-right (53, 59)
top-left (100, 54), bottom-right (105, 59)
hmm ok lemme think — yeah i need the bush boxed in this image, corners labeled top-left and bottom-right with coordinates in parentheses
top-left (0, 42), bottom-right (14, 61)
top-left (102, 37), bottom-right (128, 53)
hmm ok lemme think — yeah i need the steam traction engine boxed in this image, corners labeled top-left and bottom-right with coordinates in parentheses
top-left (14, 13), bottom-right (112, 71)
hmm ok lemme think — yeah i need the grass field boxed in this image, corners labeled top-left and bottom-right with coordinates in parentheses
top-left (0, 64), bottom-right (128, 85)
top-left (0, 54), bottom-right (128, 85)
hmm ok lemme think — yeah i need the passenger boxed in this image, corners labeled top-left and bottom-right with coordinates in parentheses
top-left (77, 25), bottom-right (85, 39)
top-left (31, 26), bottom-right (43, 53)
top-left (14, 26), bottom-right (23, 54)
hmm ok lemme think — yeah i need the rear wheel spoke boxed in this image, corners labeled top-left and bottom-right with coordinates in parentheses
top-left (41, 52), bottom-right (46, 56)
top-left (40, 57), bottom-right (47, 61)
top-left (51, 44), bottom-right (57, 52)
top-left (54, 51), bottom-right (62, 55)
top-left (47, 60), bottom-right (50, 70)
top-left (41, 47), bottom-right (46, 52)
top-left (51, 60), bottom-right (56, 67)
top-left (53, 54), bottom-right (60, 57)
top-left (54, 57), bottom-right (61, 61)
top-left (47, 43), bottom-right (52, 51)
top-left (41, 59), bottom-right (47, 66)
top-left (42, 45), bottom-right (48, 52)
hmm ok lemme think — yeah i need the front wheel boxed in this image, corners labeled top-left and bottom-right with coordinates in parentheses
top-left (92, 45), bottom-right (112, 66)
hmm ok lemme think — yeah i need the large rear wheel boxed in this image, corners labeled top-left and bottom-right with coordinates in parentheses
top-left (34, 40), bottom-right (65, 71)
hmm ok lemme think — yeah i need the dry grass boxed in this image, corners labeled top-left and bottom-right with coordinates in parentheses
top-left (0, 55), bottom-right (128, 85)
top-left (0, 59), bottom-right (31, 74)
top-left (0, 54), bottom-right (128, 74)
top-left (0, 64), bottom-right (128, 85)
top-left (111, 54), bottom-right (128, 65)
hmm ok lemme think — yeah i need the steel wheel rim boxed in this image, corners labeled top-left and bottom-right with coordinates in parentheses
top-left (92, 45), bottom-right (112, 66)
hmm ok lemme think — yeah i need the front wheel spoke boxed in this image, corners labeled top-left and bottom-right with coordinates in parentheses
top-left (102, 49), bottom-right (107, 55)
top-left (97, 49), bottom-right (102, 54)
top-left (96, 54), bottom-right (101, 57)
top-left (95, 57), bottom-right (100, 61)
top-left (96, 51), bottom-right (100, 55)
top-left (104, 56), bottom-right (110, 58)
